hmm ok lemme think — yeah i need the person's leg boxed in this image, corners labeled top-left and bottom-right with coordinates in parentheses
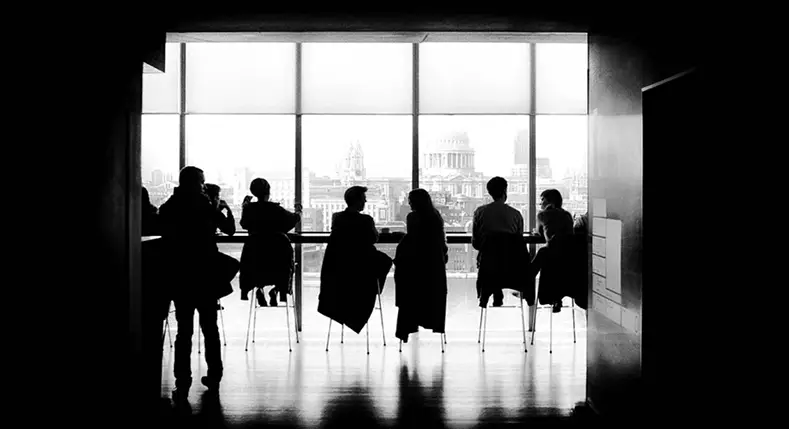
top-left (198, 300), bottom-right (223, 390)
top-left (173, 299), bottom-right (196, 396)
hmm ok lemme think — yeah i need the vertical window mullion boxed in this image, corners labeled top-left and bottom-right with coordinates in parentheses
top-left (294, 43), bottom-right (303, 332)
top-left (412, 43), bottom-right (420, 190)
top-left (179, 43), bottom-right (186, 170)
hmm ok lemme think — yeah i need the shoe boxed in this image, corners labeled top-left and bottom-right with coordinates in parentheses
top-left (553, 302), bottom-right (562, 313)
top-left (241, 290), bottom-right (248, 301)
top-left (201, 376), bottom-right (220, 391)
top-left (269, 289), bottom-right (278, 307)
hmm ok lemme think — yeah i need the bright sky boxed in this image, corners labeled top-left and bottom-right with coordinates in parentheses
top-left (142, 42), bottom-right (587, 183)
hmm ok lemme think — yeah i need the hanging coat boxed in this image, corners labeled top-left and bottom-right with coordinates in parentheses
top-left (239, 201), bottom-right (299, 301)
top-left (393, 212), bottom-right (448, 342)
top-left (476, 232), bottom-right (535, 307)
top-left (318, 210), bottom-right (393, 333)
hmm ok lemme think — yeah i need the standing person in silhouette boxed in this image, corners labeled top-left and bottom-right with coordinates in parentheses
top-left (318, 186), bottom-right (393, 334)
top-left (472, 176), bottom-right (525, 307)
top-left (204, 183), bottom-right (236, 236)
top-left (158, 166), bottom-right (227, 399)
top-left (394, 188), bottom-right (448, 342)
top-left (239, 178), bottom-right (301, 307)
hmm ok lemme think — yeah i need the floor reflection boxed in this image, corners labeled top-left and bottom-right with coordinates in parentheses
top-left (160, 260), bottom-right (587, 427)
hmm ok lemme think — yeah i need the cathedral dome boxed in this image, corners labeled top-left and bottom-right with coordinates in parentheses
top-left (430, 131), bottom-right (473, 152)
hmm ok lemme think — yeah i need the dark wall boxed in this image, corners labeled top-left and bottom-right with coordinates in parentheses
top-left (587, 14), bottom-right (726, 422)
top-left (586, 34), bottom-right (646, 419)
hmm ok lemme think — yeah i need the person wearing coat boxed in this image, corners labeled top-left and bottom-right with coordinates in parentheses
top-left (239, 178), bottom-right (301, 307)
top-left (394, 189), bottom-right (448, 343)
top-left (318, 186), bottom-right (393, 334)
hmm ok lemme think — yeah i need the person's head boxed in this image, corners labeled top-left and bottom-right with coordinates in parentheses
top-left (178, 166), bottom-right (205, 194)
top-left (408, 188), bottom-right (434, 214)
top-left (249, 178), bottom-right (271, 201)
top-left (486, 176), bottom-right (508, 202)
top-left (204, 183), bottom-right (221, 208)
top-left (540, 189), bottom-right (563, 210)
top-left (344, 186), bottom-right (368, 212)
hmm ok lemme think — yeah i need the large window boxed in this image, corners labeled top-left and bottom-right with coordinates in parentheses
top-left (142, 37), bottom-right (588, 328)
top-left (418, 116), bottom-right (531, 232)
top-left (141, 114), bottom-right (179, 207)
top-left (302, 115), bottom-right (412, 232)
top-left (186, 115), bottom-right (296, 228)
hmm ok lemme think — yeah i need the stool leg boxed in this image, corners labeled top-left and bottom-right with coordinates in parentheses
top-left (549, 308), bottom-right (553, 354)
top-left (477, 307), bottom-right (484, 344)
top-left (219, 300), bottom-right (227, 347)
top-left (441, 333), bottom-right (445, 354)
top-left (285, 294), bottom-right (293, 353)
top-left (520, 296), bottom-right (527, 353)
top-left (341, 324), bottom-right (344, 344)
top-left (399, 339), bottom-right (402, 353)
top-left (245, 293), bottom-right (255, 352)
top-left (292, 299), bottom-right (300, 344)
top-left (325, 319), bottom-right (333, 352)
top-left (366, 322), bottom-right (370, 355)
top-left (443, 332), bottom-right (447, 344)
top-left (481, 308), bottom-right (488, 352)
top-left (530, 304), bottom-right (538, 346)
top-left (572, 298), bottom-right (577, 344)
top-left (252, 296), bottom-right (258, 344)
top-left (377, 283), bottom-right (386, 347)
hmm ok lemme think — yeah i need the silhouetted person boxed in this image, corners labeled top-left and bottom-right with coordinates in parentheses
top-left (239, 178), bottom-right (301, 306)
top-left (318, 186), bottom-right (393, 334)
top-left (141, 186), bottom-right (161, 236)
top-left (531, 189), bottom-right (575, 312)
top-left (535, 189), bottom-right (574, 243)
top-left (158, 166), bottom-right (227, 399)
top-left (204, 183), bottom-right (236, 236)
top-left (394, 188), bottom-right (448, 342)
top-left (472, 176), bottom-right (525, 306)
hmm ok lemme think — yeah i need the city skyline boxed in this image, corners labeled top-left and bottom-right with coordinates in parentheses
top-left (142, 115), bottom-right (587, 184)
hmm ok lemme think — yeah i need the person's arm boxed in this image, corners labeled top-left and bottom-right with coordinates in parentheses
top-left (536, 210), bottom-right (546, 238)
top-left (471, 207), bottom-right (483, 250)
top-left (217, 201), bottom-right (236, 236)
top-left (516, 211), bottom-right (524, 236)
top-left (239, 204), bottom-right (253, 231)
top-left (406, 212), bottom-right (416, 234)
top-left (279, 205), bottom-right (301, 232)
top-left (367, 215), bottom-right (379, 244)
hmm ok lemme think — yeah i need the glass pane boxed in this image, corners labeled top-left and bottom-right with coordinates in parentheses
top-left (536, 43), bottom-right (588, 114)
top-left (419, 115), bottom-right (531, 232)
top-left (141, 114), bottom-right (180, 207)
top-left (186, 43), bottom-right (296, 113)
top-left (535, 115), bottom-right (588, 220)
top-left (185, 115), bottom-right (296, 230)
top-left (143, 43), bottom-right (180, 113)
top-left (301, 43), bottom-right (412, 114)
top-left (419, 43), bottom-right (531, 114)
top-left (302, 116), bottom-right (412, 231)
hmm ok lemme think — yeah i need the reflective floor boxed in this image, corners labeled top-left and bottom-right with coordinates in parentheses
top-left (161, 276), bottom-right (588, 427)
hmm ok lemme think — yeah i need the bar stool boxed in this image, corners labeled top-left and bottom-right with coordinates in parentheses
top-left (399, 332), bottom-right (446, 353)
top-left (162, 300), bottom-right (228, 352)
top-left (245, 287), bottom-right (299, 352)
top-left (477, 292), bottom-right (528, 353)
top-left (325, 280), bottom-right (386, 355)
top-left (530, 297), bottom-right (579, 353)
